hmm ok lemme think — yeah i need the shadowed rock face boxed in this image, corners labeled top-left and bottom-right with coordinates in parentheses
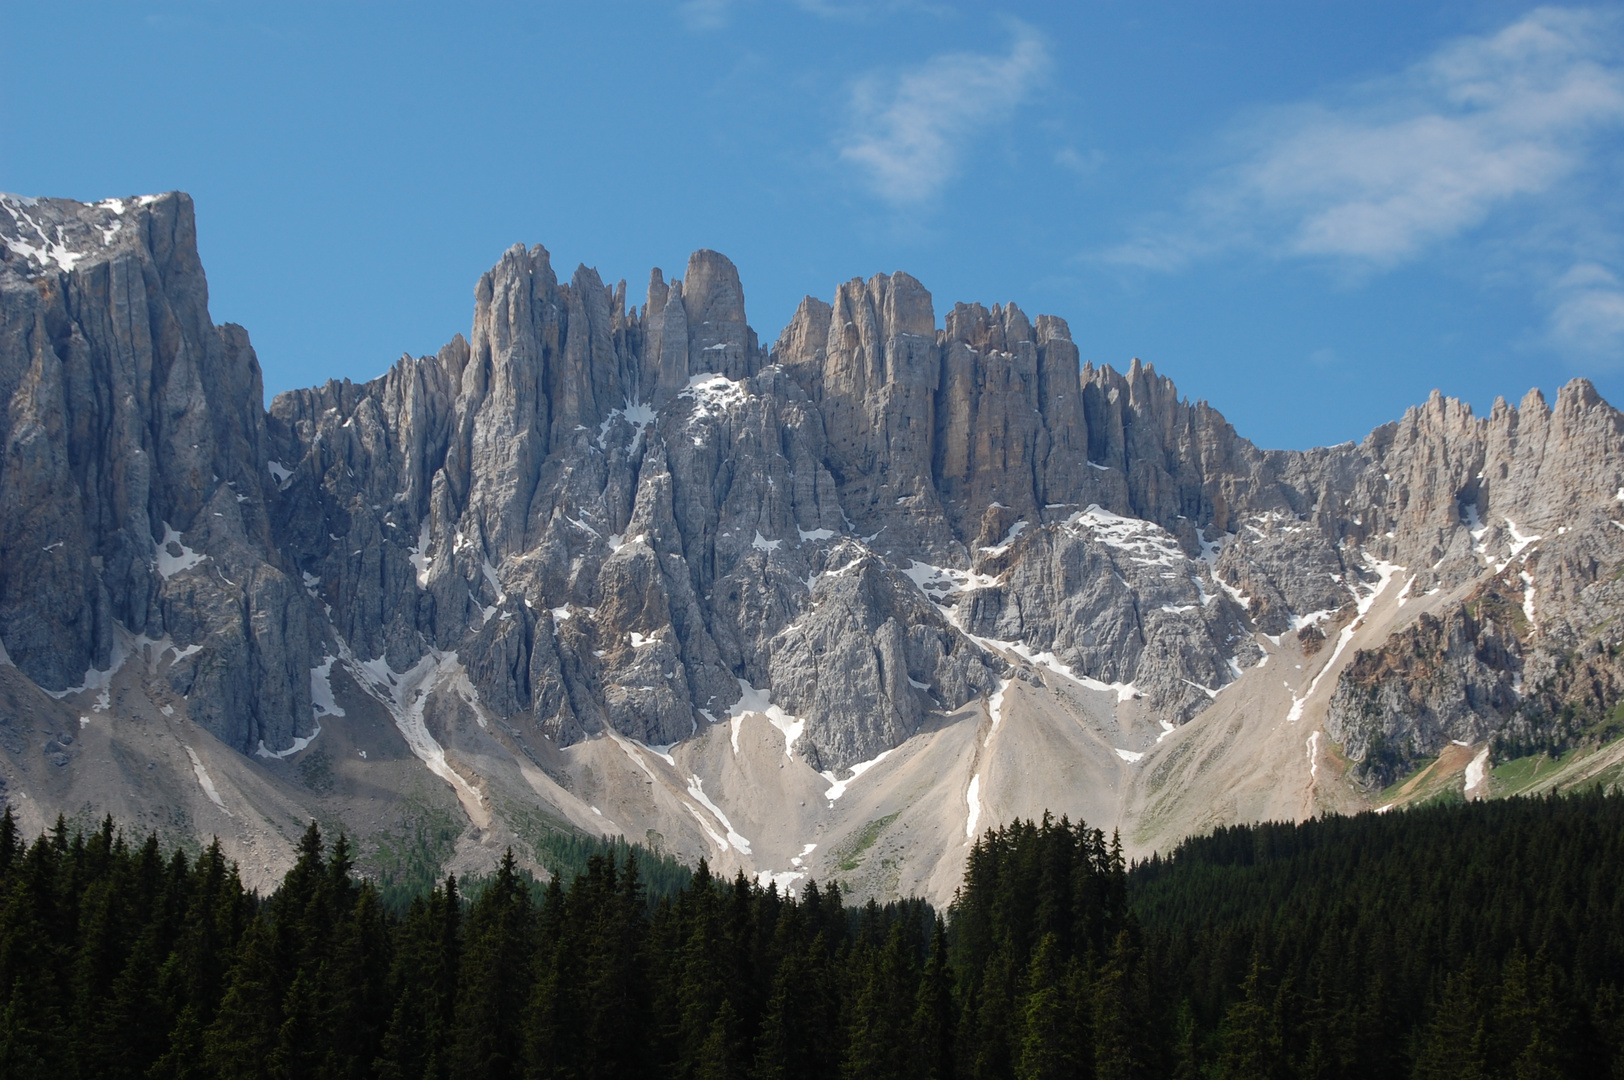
top-left (5, 191), bottom-right (1624, 788)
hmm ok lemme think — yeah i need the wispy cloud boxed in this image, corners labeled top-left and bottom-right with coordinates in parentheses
top-left (678, 0), bottom-right (941, 31)
top-left (677, 0), bottom-right (737, 31)
top-left (1548, 261), bottom-right (1624, 354)
top-left (1055, 146), bottom-right (1104, 177)
top-left (1107, 6), bottom-right (1624, 360)
top-left (838, 23), bottom-right (1050, 206)
top-left (1111, 7), bottom-right (1624, 265)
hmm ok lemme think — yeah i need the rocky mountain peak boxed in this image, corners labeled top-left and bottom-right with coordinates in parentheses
top-left (6, 191), bottom-right (1624, 905)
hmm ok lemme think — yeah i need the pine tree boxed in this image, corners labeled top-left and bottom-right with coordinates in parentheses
top-left (1214, 954), bottom-right (1286, 1080)
top-left (1092, 930), bottom-right (1151, 1080)
top-left (377, 878), bottom-right (459, 1080)
top-left (1016, 933), bottom-right (1082, 1080)
top-left (451, 850), bottom-right (532, 1080)
top-left (1412, 964), bottom-right (1487, 1080)
top-left (841, 922), bottom-right (920, 1080)
top-left (912, 917), bottom-right (956, 1080)
top-left (0, 807), bottom-right (18, 880)
top-left (204, 916), bottom-right (282, 1080)
top-left (696, 997), bottom-right (749, 1080)
top-left (0, 837), bottom-right (68, 1075)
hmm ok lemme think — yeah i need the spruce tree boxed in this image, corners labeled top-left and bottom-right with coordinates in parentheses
top-left (451, 850), bottom-right (532, 1080)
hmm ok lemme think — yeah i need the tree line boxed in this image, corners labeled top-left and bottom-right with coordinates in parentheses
top-left (0, 790), bottom-right (1620, 1078)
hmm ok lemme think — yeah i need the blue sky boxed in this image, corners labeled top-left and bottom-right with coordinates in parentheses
top-left (5, 1), bottom-right (1624, 450)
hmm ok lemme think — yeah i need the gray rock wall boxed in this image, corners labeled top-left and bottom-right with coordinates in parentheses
top-left (7, 191), bottom-right (1624, 779)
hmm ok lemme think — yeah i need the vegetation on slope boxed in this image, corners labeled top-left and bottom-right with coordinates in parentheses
top-left (1, 793), bottom-right (1621, 1078)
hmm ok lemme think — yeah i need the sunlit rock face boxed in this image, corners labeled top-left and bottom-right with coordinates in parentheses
top-left (7, 191), bottom-right (1624, 881)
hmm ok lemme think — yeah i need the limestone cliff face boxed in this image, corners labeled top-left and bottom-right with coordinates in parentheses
top-left (0, 193), bottom-right (318, 756)
top-left (1324, 383), bottom-right (1624, 786)
top-left (6, 190), bottom-right (1624, 799)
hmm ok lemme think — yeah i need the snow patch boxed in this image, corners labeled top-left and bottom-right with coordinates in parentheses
top-left (43, 632), bottom-right (130, 706)
top-left (607, 730), bottom-right (663, 786)
top-left (686, 775), bottom-right (752, 854)
top-left (154, 523), bottom-right (207, 578)
top-left (341, 645), bottom-right (485, 806)
top-left (984, 680), bottom-right (1009, 746)
top-left (1288, 609), bottom-right (1335, 631)
top-left (729, 679), bottom-right (804, 758)
top-left (1068, 505), bottom-right (1184, 567)
top-left (1464, 505), bottom-right (1489, 559)
top-left (184, 747), bottom-right (229, 813)
top-left (256, 724), bottom-right (321, 760)
top-left (821, 748), bottom-right (895, 801)
top-left (681, 372), bottom-right (747, 414)
top-left (976, 637), bottom-right (1141, 703)
top-left (1114, 748), bottom-right (1144, 763)
top-left (597, 399), bottom-right (655, 451)
top-left (1504, 518), bottom-right (1542, 560)
top-left (797, 526), bottom-right (836, 543)
top-left (1464, 747), bottom-right (1490, 795)
top-left (642, 740), bottom-right (677, 766)
top-left (751, 531), bottom-right (781, 552)
top-left (1287, 557), bottom-right (1404, 723)
top-left (756, 869), bottom-right (805, 894)
top-left (309, 656), bottom-right (344, 717)
top-left (1306, 731), bottom-right (1320, 780)
top-left (1196, 527), bottom-right (1225, 567)
top-left (965, 774), bottom-right (982, 838)
top-left (902, 560), bottom-right (998, 601)
top-left (267, 460), bottom-right (292, 484)
top-left (1, 197), bottom-right (87, 272)
top-left (1181, 678), bottom-right (1219, 699)
top-left (408, 521), bottom-right (433, 587)
top-left (979, 520), bottom-right (1028, 555)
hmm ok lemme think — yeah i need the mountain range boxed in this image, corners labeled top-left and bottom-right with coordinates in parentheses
top-left (3, 190), bottom-right (1622, 903)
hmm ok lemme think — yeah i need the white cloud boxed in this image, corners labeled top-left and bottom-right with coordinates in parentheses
top-left (678, 0), bottom-right (738, 30)
top-left (838, 24), bottom-right (1050, 205)
top-left (678, 0), bottom-right (940, 31)
top-left (1055, 146), bottom-right (1104, 177)
top-left (1309, 347), bottom-right (1340, 370)
top-left (1111, 7), bottom-right (1624, 268)
top-left (795, 0), bottom-right (949, 17)
top-left (1548, 261), bottom-right (1624, 357)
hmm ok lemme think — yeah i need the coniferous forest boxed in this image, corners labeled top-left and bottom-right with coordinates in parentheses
top-left (1, 792), bottom-right (1622, 1079)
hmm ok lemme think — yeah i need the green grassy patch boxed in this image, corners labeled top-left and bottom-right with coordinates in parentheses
top-left (1491, 752), bottom-right (1566, 797)
top-left (835, 813), bottom-right (899, 872)
top-left (1415, 783), bottom-right (1466, 809)
top-left (367, 803), bottom-right (464, 910)
top-left (505, 803), bottom-right (691, 901)
top-left (1376, 756), bottom-right (1439, 803)
top-left (298, 749), bottom-right (334, 794)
